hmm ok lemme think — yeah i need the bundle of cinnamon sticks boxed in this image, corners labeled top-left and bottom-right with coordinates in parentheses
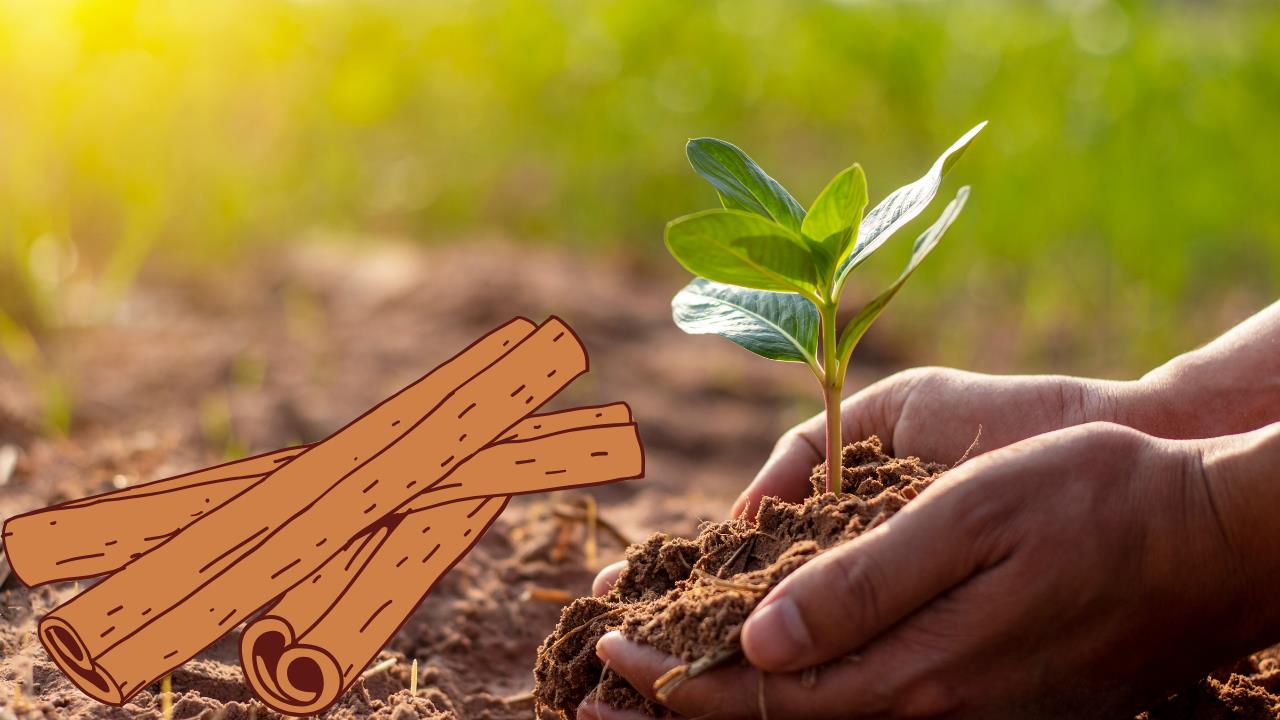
top-left (1, 317), bottom-right (644, 716)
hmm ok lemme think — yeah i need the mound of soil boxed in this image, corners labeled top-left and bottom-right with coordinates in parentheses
top-left (533, 438), bottom-right (1280, 720)
top-left (533, 437), bottom-right (944, 716)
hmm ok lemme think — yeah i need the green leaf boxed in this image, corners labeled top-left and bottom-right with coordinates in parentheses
top-left (836, 187), bottom-right (970, 364)
top-left (672, 279), bottom-right (820, 366)
top-left (665, 209), bottom-right (821, 296)
top-left (834, 122), bottom-right (986, 291)
top-left (686, 138), bottom-right (806, 233)
top-left (802, 164), bottom-right (868, 265)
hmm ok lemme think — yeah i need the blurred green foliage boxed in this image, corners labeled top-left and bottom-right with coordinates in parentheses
top-left (0, 0), bottom-right (1277, 379)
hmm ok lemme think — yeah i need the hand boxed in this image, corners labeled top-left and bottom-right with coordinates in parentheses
top-left (733, 367), bottom-right (1143, 518)
top-left (591, 368), bottom-right (1139, 595)
top-left (588, 422), bottom-right (1279, 719)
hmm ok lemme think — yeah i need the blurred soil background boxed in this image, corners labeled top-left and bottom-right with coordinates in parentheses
top-left (0, 0), bottom-right (1278, 717)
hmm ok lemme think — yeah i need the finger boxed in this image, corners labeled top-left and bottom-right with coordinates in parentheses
top-left (733, 417), bottom-right (824, 518)
top-left (597, 631), bottom-right (916, 719)
top-left (593, 560), bottom-right (628, 596)
top-left (734, 378), bottom-right (903, 519)
top-left (741, 466), bottom-right (1008, 672)
top-left (578, 699), bottom-right (673, 720)
top-left (596, 631), bottom-right (766, 718)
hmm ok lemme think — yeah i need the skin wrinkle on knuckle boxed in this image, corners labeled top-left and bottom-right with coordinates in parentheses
top-left (1185, 444), bottom-right (1233, 551)
top-left (1047, 378), bottom-right (1091, 430)
top-left (1067, 378), bottom-right (1090, 426)
top-left (1088, 379), bottom-right (1127, 426)
top-left (1177, 441), bottom-right (1245, 596)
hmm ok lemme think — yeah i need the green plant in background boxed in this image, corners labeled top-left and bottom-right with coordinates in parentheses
top-left (667, 123), bottom-right (984, 494)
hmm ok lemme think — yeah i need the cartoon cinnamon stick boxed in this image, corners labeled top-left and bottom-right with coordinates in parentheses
top-left (241, 405), bottom-right (641, 715)
top-left (242, 498), bottom-right (504, 715)
top-left (2, 446), bottom-right (303, 586)
top-left (38, 316), bottom-right (586, 705)
top-left (4, 404), bottom-right (634, 585)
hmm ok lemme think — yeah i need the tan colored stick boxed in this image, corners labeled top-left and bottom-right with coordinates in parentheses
top-left (243, 498), bottom-right (504, 715)
top-left (4, 403), bottom-right (634, 585)
top-left (241, 406), bottom-right (642, 715)
top-left (39, 317), bottom-right (586, 705)
top-left (2, 447), bottom-right (302, 586)
top-left (402, 421), bottom-right (642, 511)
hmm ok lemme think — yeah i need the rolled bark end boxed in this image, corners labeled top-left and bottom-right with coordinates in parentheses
top-left (241, 616), bottom-right (343, 716)
top-left (39, 616), bottom-right (124, 705)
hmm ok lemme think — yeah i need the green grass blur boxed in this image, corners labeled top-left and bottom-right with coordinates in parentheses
top-left (1, 0), bottom-right (1277, 382)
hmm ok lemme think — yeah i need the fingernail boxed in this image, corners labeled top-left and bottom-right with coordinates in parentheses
top-left (730, 494), bottom-right (748, 518)
top-left (596, 630), bottom-right (625, 661)
top-left (743, 597), bottom-right (811, 668)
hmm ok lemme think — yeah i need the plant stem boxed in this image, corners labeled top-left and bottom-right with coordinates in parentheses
top-left (820, 302), bottom-right (843, 496)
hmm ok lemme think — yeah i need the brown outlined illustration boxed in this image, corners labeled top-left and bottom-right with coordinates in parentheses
top-left (4, 405), bottom-right (638, 586)
top-left (241, 403), bottom-right (638, 715)
top-left (0, 316), bottom-right (644, 715)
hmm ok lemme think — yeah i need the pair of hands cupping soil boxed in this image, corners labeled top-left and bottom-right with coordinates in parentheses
top-left (2, 316), bottom-right (645, 716)
top-left (541, 301), bottom-right (1280, 719)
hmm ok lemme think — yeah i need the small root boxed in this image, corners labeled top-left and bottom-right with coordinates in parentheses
top-left (589, 657), bottom-right (613, 705)
top-left (550, 517), bottom-right (575, 564)
top-left (954, 425), bottom-right (983, 466)
top-left (652, 644), bottom-right (743, 703)
top-left (502, 691), bottom-right (535, 705)
top-left (361, 657), bottom-right (397, 679)
top-left (715, 535), bottom-right (756, 578)
top-left (582, 495), bottom-right (599, 567)
top-left (546, 607), bottom-right (625, 655)
top-left (160, 674), bottom-right (173, 720)
top-left (691, 568), bottom-right (770, 593)
top-left (523, 586), bottom-right (575, 604)
top-left (552, 504), bottom-right (634, 547)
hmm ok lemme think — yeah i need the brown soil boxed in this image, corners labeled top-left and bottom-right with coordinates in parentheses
top-left (533, 439), bottom-right (1280, 720)
top-left (3, 240), bottom-right (1279, 719)
top-left (533, 438), bottom-right (944, 717)
top-left (0, 241), bottom-right (819, 719)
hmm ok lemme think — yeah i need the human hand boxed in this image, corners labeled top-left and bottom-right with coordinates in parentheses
top-left (586, 422), bottom-right (1280, 719)
top-left (591, 368), bottom-right (1140, 595)
top-left (733, 367), bottom-right (1143, 518)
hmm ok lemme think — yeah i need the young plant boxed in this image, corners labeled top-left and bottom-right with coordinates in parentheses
top-left (666, 123), bottom-right (985, 495)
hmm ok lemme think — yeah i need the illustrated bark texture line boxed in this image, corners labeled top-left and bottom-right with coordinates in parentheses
top-left (4, 404), bottom-right (634, 585)
top-left (2, 447), bottom-right (304, 586)
top-left (240, 403), bottom-right (641, 714)
top-left (241, 498), bottom-right (504, 715)
top-left (38, 317), bottom-right (589, 704)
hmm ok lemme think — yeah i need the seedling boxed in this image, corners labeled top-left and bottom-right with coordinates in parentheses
top-left (666, 123), bottom-right (985, 495)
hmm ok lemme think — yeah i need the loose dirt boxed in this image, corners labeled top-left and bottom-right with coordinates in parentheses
top-left (0, 241), bottom-right (817, 719)
top-left (534, 439), bottom-right (1280, 720)
top-left (2, 241), bottom-right (1279, 719)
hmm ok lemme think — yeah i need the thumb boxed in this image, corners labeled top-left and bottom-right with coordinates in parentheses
top-left (733, 378), bottom-right (903, 519)
top-left (740, 467), bottom-right (1002, 672)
